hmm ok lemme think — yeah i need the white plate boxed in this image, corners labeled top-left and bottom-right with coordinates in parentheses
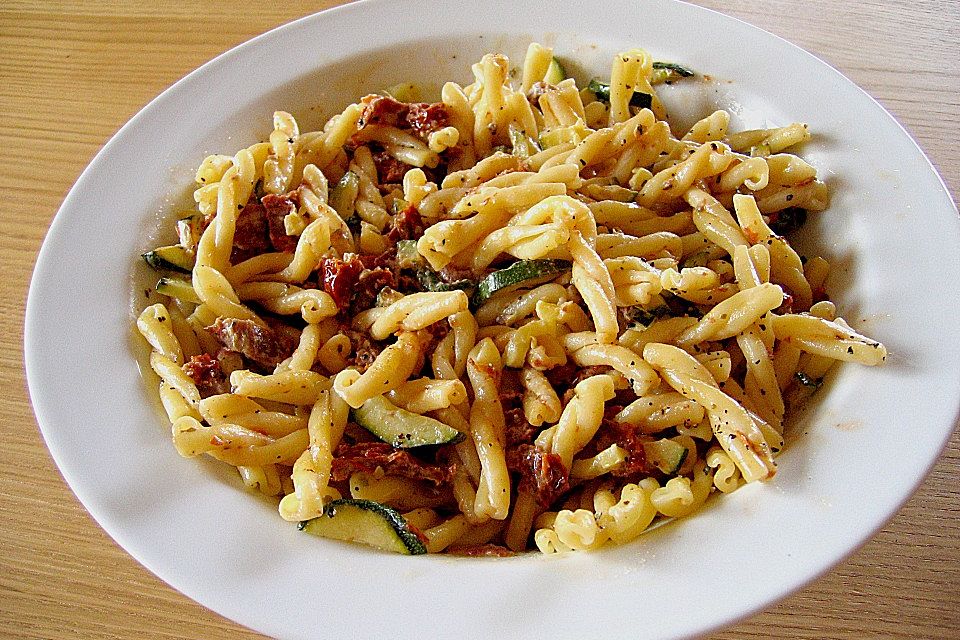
top-left (25, 1), bottom-right (960, 638)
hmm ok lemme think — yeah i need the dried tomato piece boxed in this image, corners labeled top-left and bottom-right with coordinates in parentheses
top-left (181, 353), bottom-right (229, 398)
top-left (351, 267), bottom-right (395, 313)
top-left (207, 318), bottom-right (299, 370)
top-left (504, 408), bottom-right (538, 447)
top-left (372, 150), bottom-right (411, 183)
top-left (261, 192), bottom-right (300, 253)
top-left (319, 255), bottom-right (365, 311)
top-left (358, 94), bottom-right (409, 128)
top-left (229, 200), bottom-right (271, 263)
top-left (591, 414), bottom-right (653, 478)
top-left (406, 102), bottom-right (449, 139)
top-left (507, 444), bottom-right (570, 507)
top-left (386, 205), bottom-right (425, 243)
top-left (330, 441), bottom-right (453, 487)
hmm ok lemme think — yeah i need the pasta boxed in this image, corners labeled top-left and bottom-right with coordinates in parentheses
top-left (136, 43), bottom-right (885, 556)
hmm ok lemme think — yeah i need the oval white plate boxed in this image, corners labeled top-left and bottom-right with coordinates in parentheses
top-left (25, 1), bottom-right (960, 639)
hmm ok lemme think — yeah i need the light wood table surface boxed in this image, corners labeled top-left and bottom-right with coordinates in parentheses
top-left (2, 1), bottom-right (958, 638)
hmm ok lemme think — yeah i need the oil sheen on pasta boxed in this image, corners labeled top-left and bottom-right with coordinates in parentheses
top-left (136, 43), bottom-right (886, 556)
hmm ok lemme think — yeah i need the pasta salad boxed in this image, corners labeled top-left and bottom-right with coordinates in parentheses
top-left (136, 43), bottom-right (885, 555)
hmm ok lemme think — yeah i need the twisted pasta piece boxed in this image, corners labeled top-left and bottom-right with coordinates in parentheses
top-left (466, 339), bottom-right (511, 520)
top-left (644, 343), bottom-right (777, 482)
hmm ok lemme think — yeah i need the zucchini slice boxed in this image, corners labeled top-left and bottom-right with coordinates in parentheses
top-left (644, 438), bottom-right (688, 475)
top-left (622, 300), bottom-right (671, 328)
top-left (299, 499), bottom-right (427, 555)
top-left (396, 239), bottom-right (422, 269)
top-left (175, 213), bottom-right (203, 249)
top-left (508, 124), bottom-right (540, 159)
top-left (784, 371), bottom-right (824, 414)
top-left (587, 79), bottom-right (652, 110)
top-left (329, 170), bottom-right (360, 220)
top-left (143, 244), bottom-right (195, 273)
top-left (156, 277), bottom-right (200, 304)
top-left (352, 395), bottom-right (464, 448)
top-left (795, 371), bottom-right (823, 389)
top-left (415, 268), bottom-right (473, 294)
top-left (473, 259), bottom-right (570, 305)
top-left (544, 57), bottom-right (566, 84)
top-left (651, 61), bottom-right (695, 84)
top-left (397, 239), bottom-right (474, 293)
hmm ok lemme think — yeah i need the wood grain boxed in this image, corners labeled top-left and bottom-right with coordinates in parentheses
top-left (1, 1), bottom-right (956, 638)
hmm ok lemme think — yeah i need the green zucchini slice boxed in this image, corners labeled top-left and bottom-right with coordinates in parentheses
top-left (396, 239), bottom-right (423, 269)
top-left (651, 61), bottom-right (695, 84)
top-left (329, 170), bottom-right (360, 220)
top-left (352, 395), bottom-right (464, 448)
top-left (622, 302), bottom-right (671, 329)
top-left (299, 499), bottom-right (427, 555)
top-left (473, 259), bottom-right (570, 305)
top-left (143, 244), bottom-right (195, 273)
top-left (155, 277), bottom-right (200, 304)
top-left (415, 268), bottom-right (473, 294)
top-left (544, 57), bottom-right (566, 84)
top-left (508, 124), bottom-right (540, 159)
top-left (176, 213), bottom-right (203, 249)
top-left (644, 438), bottom-right (688, 475)
top-left (586, 79), bottom-right (652, 110)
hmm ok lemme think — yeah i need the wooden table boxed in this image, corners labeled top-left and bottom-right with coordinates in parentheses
top-left (2, 1), bottom-right (957, 638)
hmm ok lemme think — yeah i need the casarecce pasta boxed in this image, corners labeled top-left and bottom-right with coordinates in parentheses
top-left (136, 43), bottom-right (885, 556)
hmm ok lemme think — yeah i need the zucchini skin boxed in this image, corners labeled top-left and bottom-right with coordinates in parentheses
top-left (176, 213), bottom-right (203, 248)
top-left (544, 57), bottom-right (566, 84)
top-left (587, 79), bottom-right (652, 110)
top-left (472, 259), bottom-right (570, 305)
top-left (651, 61), bottom-right (695, 82)
top-left (299, 499), bottom-right (428, 555)
top-left (142, 244), bottom-right (195, 273)
top-left (644, 439), bottom-right (688, 475)
top-left (329, 170), bottom-right (360, 219)
top-left (395, 239), bottom-right (422, 269)
top-left (586, 62), bottom-right (697, 105)
top-left (396, 239), bottom-right (475, 294)
top-left (155, 277), bottom-right (200, 304)
top-left (352, 395), bottom-right (464, 448)
top-left (415, 268), bottom-right (473, 294)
